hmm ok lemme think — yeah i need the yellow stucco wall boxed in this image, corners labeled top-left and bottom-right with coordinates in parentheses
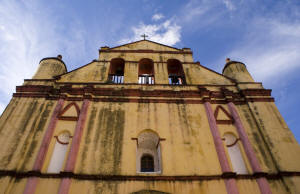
top-left (0, 40), bottom-right (299, 194)
top-left (0, 98), bottom-right (56, 172)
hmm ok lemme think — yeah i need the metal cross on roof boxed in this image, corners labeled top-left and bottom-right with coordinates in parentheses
top-left (141, 34), bottom-right (148, 40)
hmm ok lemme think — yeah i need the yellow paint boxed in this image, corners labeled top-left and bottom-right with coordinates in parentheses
top-left (0, 40), bottom-right (299, 194)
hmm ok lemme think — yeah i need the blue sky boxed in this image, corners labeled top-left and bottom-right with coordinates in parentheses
top-left (0, 0), bottom-right (300, 142)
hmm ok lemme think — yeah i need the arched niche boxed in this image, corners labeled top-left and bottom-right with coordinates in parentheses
top-left (167, 59), bottom-right (185, 85)
top-left (47, 131), bottom-right (71, 173)
top-left (223, 133), bottom-right (248, 174)
top-left (109, 58), bottom-right (125, 84)
top-left (136, 130), bottom-right (161, 173)
top-left (138, 58), bottom-right (154, 84)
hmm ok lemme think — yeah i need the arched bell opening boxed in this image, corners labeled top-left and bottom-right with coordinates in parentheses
top-left (167, 59), bottom-right (186, 85)
top-left (138, 58), bottom-right (154, 84)
top-left (109, 58), bottom-right (125, 84)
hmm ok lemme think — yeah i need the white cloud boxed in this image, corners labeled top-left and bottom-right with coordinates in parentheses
top-left (182, 0), bottom-right (213, 23)
top-left (222, 0), bottom-right (236, 11)
top-left (180, 0), bottom-right (228, 29)
top-left (152, 13), bottom-right (164, 21)
top-left (0, 0), bottom-right (87, 112)
top-left (0, 102), bottom-right (5, 115)
top-left (119, 19), bottom-right (181, 46)
top-left (223, 19), bottom-right (300, 83)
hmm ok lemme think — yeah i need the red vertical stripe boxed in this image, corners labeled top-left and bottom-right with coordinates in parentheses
top-left (57, 99), bottom-right (90, 194)
top-left (228, 102), bottom-right (272, 194)
top-left (204, 101), bottom-right (240, 194)
top-left (23, 99), bottom-right (65, 194)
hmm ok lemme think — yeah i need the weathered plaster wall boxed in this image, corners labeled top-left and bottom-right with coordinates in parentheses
top-left (246, 102), bottom-right (300, 172)
top-left (58, 60), bottom-right (233, 85)
top-left (0, 40), bottom-right (299, 194)
top-left (0, 98), bottom-right (55, 171)
top-left (33, 58), bottom-right (66, 79)
top-left (58, 41), bottom-right (233, 85)
top-left (75, 102), bottom-right (221, 175)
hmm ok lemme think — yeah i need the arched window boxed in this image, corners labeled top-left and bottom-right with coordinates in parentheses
top-left (141, 154), bottom-right (154, 172)
top-left (109, 58), bottom-right (125, 84)
top-left (47, 132), bottom-right (71, 173)
top-left (223, 133), bottom-right (248, 174)
top-left (138, 58), bottom-right (154, 84)
top-left (136, 131), bottom-right (161, 173)
top-left (167, 59), bottom-right (186, 85)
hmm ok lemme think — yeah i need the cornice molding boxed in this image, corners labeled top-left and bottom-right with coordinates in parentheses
top-left (13, 85), bottom-right (275, 104)
top-left (0, 170), bottom-right (299, 181)
top-left (99, 49), bottom-right (193, 55)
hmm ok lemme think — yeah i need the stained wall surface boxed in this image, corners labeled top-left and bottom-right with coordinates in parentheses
top-left (0, 40), bottom-right (299, 194)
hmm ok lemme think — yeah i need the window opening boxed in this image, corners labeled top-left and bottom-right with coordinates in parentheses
top-left (138, 58), bottom-right (154, 84)
top-left (136, 131), bottom-right (161, 173)
top-left (167, 59), bottom-right (185, 85)
top-left (141, 154), bottom-right (154, 172)
top-left (109, 58), bottom-right (125, 84)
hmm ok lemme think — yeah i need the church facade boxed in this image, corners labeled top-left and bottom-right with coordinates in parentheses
top-left (0, 40), bottom-right (299, 194)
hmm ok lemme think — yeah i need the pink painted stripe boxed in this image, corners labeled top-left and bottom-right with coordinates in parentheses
top-left (33, 99), bottom-right (65, 170)
top-left (64, 99), bottom-right (89, 171)
top-left (227, 102), bottom-right (261, 172)
top-left (57, 99), bottom-right (90, 194)
top-left (23, 177), bottom-right (38, 194)
top-left (58, 178), bottom-right (72, 194)
top-left (204, 102), bottom-right (240, 194)
top-left (23, 99), bottom-right (64, 194)
top-left (256, 177), bottom-right (272, 194)
top-left (227, 102), bottom-right (272, 194)
top-left (204, 102), bottom-right (232, 173)
top-left (225, 179), bottom-right (240, 194)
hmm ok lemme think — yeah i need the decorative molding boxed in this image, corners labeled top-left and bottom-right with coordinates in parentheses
top-left (100, 39), bottom-right (183, 52)
top-left (13, 93), bottom-right (274, 104)
top-left (227, 102), bottom-right (273, 194)
top-left (23, 99), bottom-right (65, 194)
top-left (241, 89), bottom-right (272, 96)
top-left (54, 135), bottom-right (73, 145)
top-left (204, 102), bottom-right (232, 173)
top-left (1, 170), bottom-right (299, 181)
top-left (13, 85), bottom-right (275, 104)
top-left (16, 85), bottom-right (53, 93)
top-left (96, 60), bottom-right (197, 64)
top-left (205, 101), bottom-right (240, 194)
top-left (99, 49), bottom-right (192, 55)
top-left (55, 82), bottom-right (236, 87)
top-left (57, 102), bottom-right (80, 121)
top-left (58, 100), bottom-right (90, 194)
top-left (24, 79), bottom-right (55, 81)
top-left (214, 105), bottom-right (234, 125)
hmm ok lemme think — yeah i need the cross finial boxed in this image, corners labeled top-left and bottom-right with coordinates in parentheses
top-left (141, 34), bottom-right (148, 40)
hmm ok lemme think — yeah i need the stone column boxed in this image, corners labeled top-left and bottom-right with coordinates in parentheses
top-left (204, 101), bottom-right (239, 194)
